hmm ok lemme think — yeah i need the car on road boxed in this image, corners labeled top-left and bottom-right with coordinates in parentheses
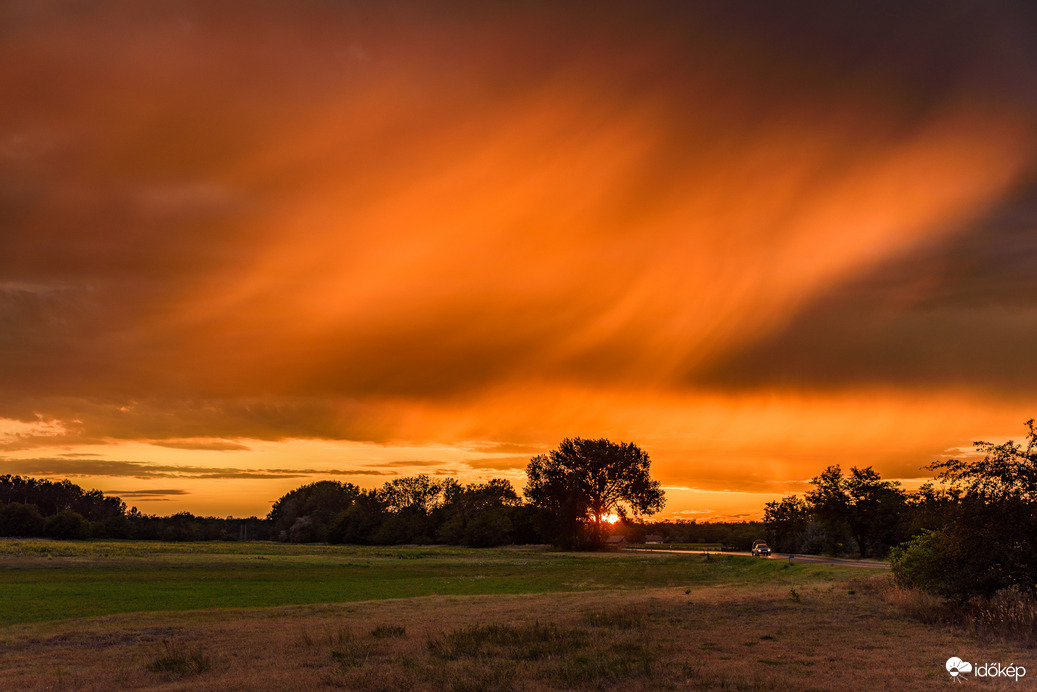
top-left (751, 539), bottom-right (771, 557)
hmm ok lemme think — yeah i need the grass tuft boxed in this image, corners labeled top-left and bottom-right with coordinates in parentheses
top-left (582, 607), bottom-right (647, 630)
top-left (370, 624), bottom-right (407, 639)
top-left (888, 582), bottom-right (1037, 648)
top-left (144, 638), bottom-right (212, 678)
top-left (328, 629), bottom-right (370, 668)
top-left (545, 643), bottom-right (654, 687)
top-left (966, 586), bottom-right (1037, 647)
top-left (442, 662), bottom-right (515, 692)
top-left (427, 622), bottom-right (587, 661)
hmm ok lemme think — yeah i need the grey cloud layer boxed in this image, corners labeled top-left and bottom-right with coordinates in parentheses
top-left (0, 458), bottom-right (392, 479)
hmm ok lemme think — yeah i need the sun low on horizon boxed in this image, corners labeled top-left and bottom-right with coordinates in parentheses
top-left (2, 1), bottom-right (1037, 521)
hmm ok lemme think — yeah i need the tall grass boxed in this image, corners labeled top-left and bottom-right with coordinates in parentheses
top-left (873, 576), bottom-right (1037, 648)
top-left (427, 622), bottom-right (587, 661)
top-left (144, 638), bottom-right (212, 678)
top-left (967, 587), bottom-right (1037, 646)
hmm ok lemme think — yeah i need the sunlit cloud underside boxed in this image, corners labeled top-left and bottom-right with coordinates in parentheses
top-left (2, 1), bottom-right (1037, 517)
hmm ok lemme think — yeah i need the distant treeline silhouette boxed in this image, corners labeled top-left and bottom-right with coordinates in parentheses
top-left (263, 475), bottom-right (762, 549)
top-left (4, 416), bottom-right (1034, 602)
top-left (0, 474), bottom-right (267, 541)
top-left (0, 472), bottom-right (759, 547)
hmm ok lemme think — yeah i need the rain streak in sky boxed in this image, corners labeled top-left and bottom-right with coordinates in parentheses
top-left (2, 1), bottom-right (1037, 518)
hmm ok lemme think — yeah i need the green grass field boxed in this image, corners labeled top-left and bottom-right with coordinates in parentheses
top-left (0, 539), bottom-right (861, 625)
top-left (1, 539), bottom-right (1030, 691)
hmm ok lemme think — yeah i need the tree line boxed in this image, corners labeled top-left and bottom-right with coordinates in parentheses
top-left (3, 426), bottom-right (1034, 603)
top-left (0, 474), bottom-right (268, 541)
top-left (763, 419), bottom-right (1037, 601)
top-left (268, 437), bottom-right (667, 549)
top-left (0, 437), bottom-right (667, 547)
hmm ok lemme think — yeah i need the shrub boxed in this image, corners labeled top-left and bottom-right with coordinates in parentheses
top-left (890, 506), bottom-right (1036, 602)
top-left (0, 503), bottom-right (45, 537)
top-left (462, 509), bottom-right (512, 548)
top-left (44, 510), bottom-right (90, 540)
top-left (904, 419), bottom-right (1037, 600)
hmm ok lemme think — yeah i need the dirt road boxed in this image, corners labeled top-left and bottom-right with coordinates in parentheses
top-left (625, 547), bottom-right (890, 569)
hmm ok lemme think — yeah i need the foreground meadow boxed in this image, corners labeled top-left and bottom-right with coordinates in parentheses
top-left (0, 540), bottom-right (1029, 690)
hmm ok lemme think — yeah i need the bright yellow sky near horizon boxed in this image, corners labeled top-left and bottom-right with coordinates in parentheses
top-left (2, 2), bottom-right (1037, 521)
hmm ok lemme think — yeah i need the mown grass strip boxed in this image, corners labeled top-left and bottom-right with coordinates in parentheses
top-left (0, 542), bottom-right (873, 625)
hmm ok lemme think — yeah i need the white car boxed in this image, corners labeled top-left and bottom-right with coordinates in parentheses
top-left (751, 540), bottom-right (771, 557)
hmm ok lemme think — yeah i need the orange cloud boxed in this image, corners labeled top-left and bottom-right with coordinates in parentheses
top-left (1, 1), bottom-right (1036, 517)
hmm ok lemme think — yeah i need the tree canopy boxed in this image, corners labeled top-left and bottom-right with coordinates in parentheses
top-left (804, 465), bottom-right (906, 558)
top-left (764, 465), bottom-right (907, 557)
top-left (524, 437), bottom-right (665, 548)
top-left (891, 419), bottom-right (1037, 600)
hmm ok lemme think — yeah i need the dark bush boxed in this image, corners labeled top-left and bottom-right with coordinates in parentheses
top-left (462, 508), bottom-right (513, 548)
top-left (0, 502), bottom-right (45, 537)
top-left (44, 510), bottom-right (91, 539)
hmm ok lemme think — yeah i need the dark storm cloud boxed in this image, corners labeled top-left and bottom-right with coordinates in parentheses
top-left (0, 396), bottom-right (399, 445)
top-left (0, 458), bottom-right (392, 479)
top-left (105, 488), bottom-right (190, 498)
top-left (150, 440), bottom-right (251, 452)
top-left (0, 0), bottom-right (1035, 450)
top-left (695, 176), bottom-right (1037, 393)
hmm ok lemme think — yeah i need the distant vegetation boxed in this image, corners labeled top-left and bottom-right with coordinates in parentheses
top-left (0, 471), bottom-right (751, 548)
top-left (764, 419), bottom-right (1037, 602)
top-left (266, 437), bottom-right (667, 549)
top-left (0, 437), bottom-right (744, 549)
top-left (267, 477), bottom-right (537, 547)
top-left (763, 465), bottom-right (909, 559)
top-left (525, 437), bottom-right (664, 549)
top-left (3, 423), bottom-right (1036, 605)
top-left (889, 419), bottom-right (1037, 601)
top-left (0, 474), bottom-right (268, 541)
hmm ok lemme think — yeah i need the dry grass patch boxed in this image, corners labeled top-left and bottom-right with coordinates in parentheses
top-left (370, 624), bottom-right (407, 639)
top-left (858, 575), bottom-right (1037, 650)
top-left (144, 638), bottom-right (213, 678)
top-left (0, 583), bottom-right (1033, 690)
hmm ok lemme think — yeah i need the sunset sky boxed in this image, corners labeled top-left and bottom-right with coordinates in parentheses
top-left (2, 1), bottom-right (1037, 520)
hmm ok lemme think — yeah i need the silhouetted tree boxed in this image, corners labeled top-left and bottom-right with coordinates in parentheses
top-left (437, 479), bottom-right (520, 547)
top-left (0, 475), bottom-right (127, 523)
top-left (763, 495), bottom-right (811, 553)
top-left (525, 438), bottom-right (665, 549)
top-left (76, 489), bottom-right (126, 522)
top-left (378, 475), bottom-right (446, 514)
top-left (351, 475), bottom-right (444, 544)
top-left (892, 419), bottom-right (1037, 600)
top-left (805, 465), bottom-right (905, 557)
top-left (268, 481), bottom-right (362, 542)
top-left (327, 490), bottom-right (385, 544)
